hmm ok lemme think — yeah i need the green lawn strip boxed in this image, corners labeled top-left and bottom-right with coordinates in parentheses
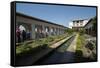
top-left (75, 33), bottom-right (85, 58)
top-left (16, 33), bottom-right (72, 56)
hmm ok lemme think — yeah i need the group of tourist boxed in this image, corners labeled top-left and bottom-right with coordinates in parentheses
top-left (16, 26), bottom-right (31, 43)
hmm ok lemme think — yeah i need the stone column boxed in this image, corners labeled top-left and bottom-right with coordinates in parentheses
top-left (42, 25), bottom-right (45, 38)
top-left (31, 24), bottom-right (35, 39)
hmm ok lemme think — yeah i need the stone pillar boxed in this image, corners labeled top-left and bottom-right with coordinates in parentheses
top-left (55, 28), bottom-right (57, 35)
top-left (60, 28), bottom-right (61, 35)
top-left (57, 28), bottom-right (59, 35)
top-left (31, 24), bottom-right (35, 39)
top-left (42, 25), bottom-right (46, 38)
top-left (49, 27), bottom-right (52, 36)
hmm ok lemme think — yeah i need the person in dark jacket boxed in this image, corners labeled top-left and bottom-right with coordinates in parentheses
top-left (22, 30), bottom-right (26, 42)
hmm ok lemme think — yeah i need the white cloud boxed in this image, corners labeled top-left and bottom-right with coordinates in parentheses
top-left (68, 22), bottom-right (73, 28)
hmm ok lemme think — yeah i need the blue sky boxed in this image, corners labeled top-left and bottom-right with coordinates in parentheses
top-left (16, 3), bottom-right (96, 27)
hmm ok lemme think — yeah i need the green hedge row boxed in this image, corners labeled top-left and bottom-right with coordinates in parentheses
top-left (16, 33), bottom-right (71, 56)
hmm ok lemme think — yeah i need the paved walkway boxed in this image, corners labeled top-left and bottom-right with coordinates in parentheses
top-left (67, 34), bottom-right (78, 52)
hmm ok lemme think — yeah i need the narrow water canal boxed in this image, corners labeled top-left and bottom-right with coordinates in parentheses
top-left (34, 35), bottom-right (76, 65)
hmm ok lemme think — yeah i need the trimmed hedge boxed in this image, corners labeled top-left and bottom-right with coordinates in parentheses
top-left (16, 33), bottom-right (71, 56)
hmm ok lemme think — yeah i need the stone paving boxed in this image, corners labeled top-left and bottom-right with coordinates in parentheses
top-left (67, 34), bottom-right (78, 52)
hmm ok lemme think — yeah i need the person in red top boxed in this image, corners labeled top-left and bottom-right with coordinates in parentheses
top-left (16, 26), bottom-right (21, 43)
